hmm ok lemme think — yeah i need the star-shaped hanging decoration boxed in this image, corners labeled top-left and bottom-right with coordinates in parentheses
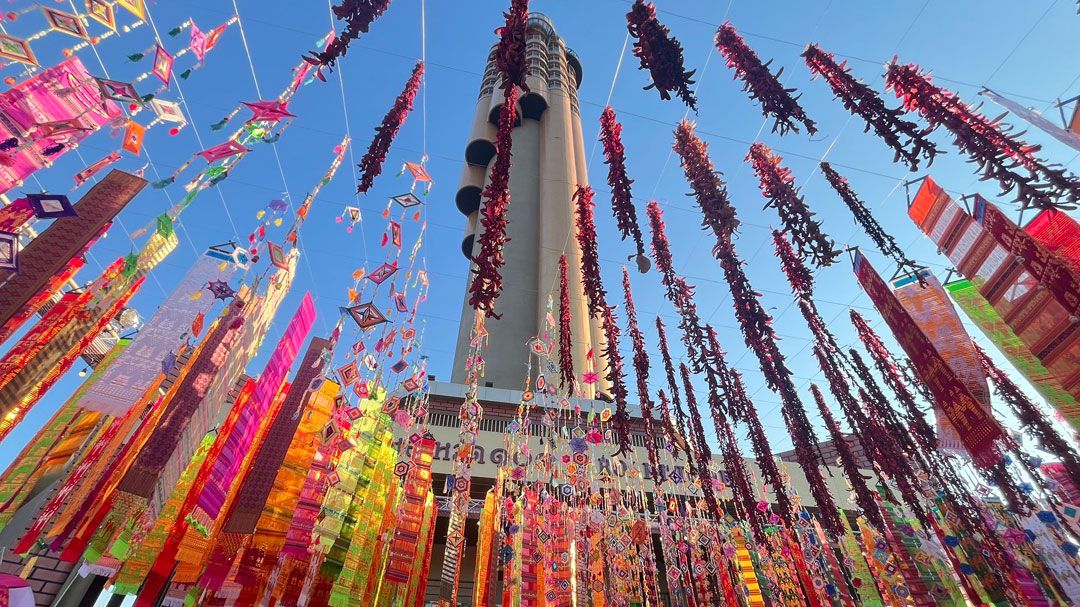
top-left (366, 262), bottom-right (398, 285)
top-left (206, 279), bottom-right (236, 301)
top-left (344, 302), bottom-right (388, 329)
top-left (161, 351), bottom-right (178, 375)
top-left (242, 100), bottom-right (296, 123)
top-left (197, 140), bottom-right (250, 163)
top-left (390, 192), bottom-right (423, 208)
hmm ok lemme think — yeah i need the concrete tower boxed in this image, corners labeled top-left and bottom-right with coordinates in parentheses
top-left (452, 13), bottom-right (601, 391)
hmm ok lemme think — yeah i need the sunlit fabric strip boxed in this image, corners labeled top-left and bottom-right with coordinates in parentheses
top-left (0, 58), bottom-right (121, 194)
top-left (852, 250), bottom-right (1005, 465)
top-left (330, 449), bottom-right (397, 607)
top-left (189, 295), bottom-right (316, 534)
top-left (945, 279), bottom-right (1080, 426)
top-left (0, 255), bottom-right (86, 347)
top-left (893, 270), bottom-right (993, 453)
top-left (980, 89), bottom-right (1080, 153)
top-left (110, 431), bottom-right (217, 595)
top-left (0, 197), bottom-right (33, 232)
top-left (0, 171), bottom-right (146, 328)
top-left (383, 432), bottom-right (435, 585)
top-left (79, 249), bottom-right (236, 416)
top-left (203, 337), bottom-right (329, 593)
top-left (734, 528), bottom-right (766, 607)
top-left (1025, 209), bottom-right (1080, 276)
top-left (473, 491), bottom-right (496, 607)
top-left (908, 177), bottom-right (1080, 423)
top-left (838, 516), bottom-right (884, 606)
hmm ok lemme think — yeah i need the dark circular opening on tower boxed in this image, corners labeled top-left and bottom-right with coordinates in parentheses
top-left (460, 233), bottom-right (475, 259)
top-left (456, 185), bottom-right (482, 216)
top-left (488, 103), bottom-right (523, 127)
top-left (520, 93), bottom-right (548, 120)
top-left (566, 53), bottom-right (583, 89)
top-left (464, 139), bottom-right (496, 166)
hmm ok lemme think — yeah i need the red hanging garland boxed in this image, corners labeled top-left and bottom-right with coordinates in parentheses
top-left (977, 345), bottom-right (1080, 493)
top-left (574, 184), bottom-right (632, 455)
top-left (885, 61), bottom-right (1080, 211)
top-left (468, 88), bottom-right (518, 317)
top-left (356, 61), bottom-right (423, 194)
top-left (747, 143), bottom-right (839, 267)
top-left (599, 107), bottom-right (649, 271)
top-left (810, 384), bottom-right (886, 530)
top-left (494, 0), bottom-right (530, 95)
top-left (802, 44), bottom-right (937, 171)
top-left (557, 253), bottom-right (574, 395)
top-left (306, 0), bottom-right (393, 72)
top-left (679, 363), bottom-right (725, 521)
top-left (715, 22), bottom-right (816, 136)
top-left (673, 121), bottom-right (738, 238)
top-left (622, 267), bottom-right (661, 475)
top-left (656, 317), bottom-right (692, 462)
top-left (626, 0), bottom-right (698, 111)
top-left (820, 162), bottom-right (921, 274)
top-left (673, 123), bottom-right (843, 537)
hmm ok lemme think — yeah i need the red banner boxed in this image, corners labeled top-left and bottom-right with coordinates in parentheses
top-left (853, 251), bottom-right (1004, 466)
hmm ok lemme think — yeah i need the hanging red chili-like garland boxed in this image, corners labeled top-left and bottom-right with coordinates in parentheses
top-left (977, 344), bottom-right (1080, 494)
top-left (599, 107), bottom-right (649, 271)
top-left (306, 0), bottom-right (393, 72)
top-left (715, 23), bottom-right (816, 136)
top-left (820, 162), bottom-right (921, 275)
top-left (468, 87), bottom-right (518, 317)
top-left (574, 184), bottom-right (632, 455)
top-left (621, 267), bottom-right (661, 476)
top-left (678, 363), bottom-right (726, 521)
top-left (557, 253), bottom-right (574, 395)
top-left (356, 61), bottom-right (423, 194)
top-left (802, 44), bottom-right (937, 171)
top-left (810, 384), bottom-right (886, 530)
top-left (656, 317), bottom-right (692, 464)
top-left (885, 61), bottom-right (1080, 211)
top-left (673, 121), bottom-right (843, 537)
top-left (468, 0), bottom-right (529, 316)
top-left (747, 143), bottom-right (839, 267)
top-left (625, 0), bottom-right (698, 111)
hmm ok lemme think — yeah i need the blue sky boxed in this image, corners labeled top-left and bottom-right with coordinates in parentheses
top-left (1, 0), bottom-right (1078, 465)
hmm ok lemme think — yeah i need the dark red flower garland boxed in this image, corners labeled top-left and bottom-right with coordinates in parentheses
top-left (468, 88), bottom-right (518, 317)
top-left (557, 254), bottom-right (574, 395)
top-left (820, 162), bottom-right (921, 275)
top-left (494, 0), bottom-right (530, 95)
top-left (656, 317), bottom-right (692, 462)
top-left (621, 266), bottom-right (661, 475)
top-left (599, 107), bottom-right (649, 271)
top-left (747, 143), bottom-right (839, 267)
top-left (802, 44), bottom-right (937, 171)
top-left (625, 0), bottom-right (698, 111)
top-left (715, 23), bottom-right (816, 136)
top-left (673, 123), bottom-right (843, 537)
top-left (356, 61), bottom-right (423, 194)
top-left (810, 384), bottom-right (886, 530)
top-left (573, 185), bottom-right (632, 455)
top-left (977, 344), bottom-right (1080, 493)
top-left (307, 0), bottom-right (392, 72)
top-left (885, 61), bottom-right (1080, 211)
top-left (678, 363), bottom-right (725, 521)
top-left (655, 388), bottom-right (682, 461)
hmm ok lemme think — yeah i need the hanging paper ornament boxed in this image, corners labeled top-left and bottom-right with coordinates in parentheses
top-left (25, 193), bottom-right (75, 219)
top-left (390, 192), bottom-right (423, 208)
top-left (715, 22), bottom-right (816, 135)
top-left (205, 279), bottom-right (236, 301)
top-left (802, 44), bottom-right (937, 170)
top-left (338, 205), bottom-right (362, 232)
top-left (746, 142), bottom-right (839, 267)
top-left (306, 0), bottom-right (393, 73)
top-left (345, 302), bottom-right (388, 329)
top-left (625, 0), bottom-right (697, 110)
top-left (0, 33), bottom-right (38, 66)
top-left (357, 62), bottom-right (423, 194)
top-left (399, 160), bottom-right (433, 195)
top-left (885, 60), bottom-right (1080, 210)
top-left (0, 231), bottom-right (18, 271)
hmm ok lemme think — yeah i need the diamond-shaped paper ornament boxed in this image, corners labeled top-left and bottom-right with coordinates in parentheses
top-left (0, 231), bottom-right (18, 271)
top-left (149, 98), bottom-right (186, 124)
top-left (267, 242), bottom-right (288, 271)
top-left (42, 7), bottom-right (88, 39)
top-left (26, 193), bottom-right (76, 219)
top-left (152, 44), bottom-right (173, 85)
top-left (86, 0), bottom-right (116, 31)
top-left (0, 34), bottom-right (37, 66)
top-left (345, 302), bottom-right (387, 329)
top-left (390, 192), bottom-right (423, 208)
top-left (115, 0), bottom-right (146, 20)
top-left (366, 262), bottom-right (398, 285)
top-left (336, 361), bottom-right (359, 386)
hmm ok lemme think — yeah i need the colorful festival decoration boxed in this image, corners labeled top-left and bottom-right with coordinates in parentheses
top-left (309, 1), bottom-right (393, 73)
top-left (715, 22), bottom-right (816, 135)
top-left (357, 61), bottom-right (424, 194)
top-left (625, 0), bottom-right (698, 110)
top-left (886, 60), bottom-right (1080, 210)
top-left (598, 106), bottom-right (649, 271)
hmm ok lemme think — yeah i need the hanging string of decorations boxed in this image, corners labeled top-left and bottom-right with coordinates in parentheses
top-left (715, 22), bottom-right (816, 135)
top-left (557, 253), bottom-right (575, 395)
top-left (625, 0), bottom-right (698, 110)
top-left (356, 61), bottom-right (423, 194)
top-left (885, 60), bottom-right (1080, 211)
top-left (802, 44), bottom-right (937, 170)
top-left (599, 107), bottom-right (649, 272)
top-left (307, 0), bottom-right (393, 74)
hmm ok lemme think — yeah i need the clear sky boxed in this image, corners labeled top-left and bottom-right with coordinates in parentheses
top-left (1, 0), bottom-right (1078, 466)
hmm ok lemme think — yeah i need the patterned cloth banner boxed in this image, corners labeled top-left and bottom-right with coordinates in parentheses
top-left (893, 270), bottom-right (993, 453)
top-left (945, 279), bottom-right (1080, 424)
top-left (1025, 209), bottom-right (1080, 275)
top-left (852, 250), bottom-right (1005, 465)
top-left (908, 176), bottom-right (1080, 425)
top-left (0, 198), bottom-right (34, 233)
top-left (80, 250), bottom-right (235, 416)
top-left (981, 89), bottom-right (1080, 153)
